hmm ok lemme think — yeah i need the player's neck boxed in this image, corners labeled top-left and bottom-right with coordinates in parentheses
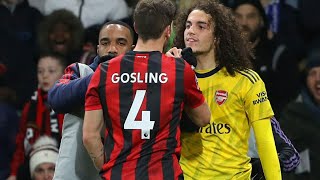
top-left (195, 50), bottom-right (217, 70)
top-left (134, 38), bottom-right (165, 53)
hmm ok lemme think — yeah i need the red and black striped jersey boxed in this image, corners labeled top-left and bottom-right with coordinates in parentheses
top-left (85, 51), bottom-right (204, 180)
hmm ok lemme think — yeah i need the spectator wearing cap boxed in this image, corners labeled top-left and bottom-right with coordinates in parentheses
top-left (279, 50), bottom-right (320, 179)
top-left (232, 0), bottom-right (300, 116)
top-left (29, 136), bottom-right (58, 180)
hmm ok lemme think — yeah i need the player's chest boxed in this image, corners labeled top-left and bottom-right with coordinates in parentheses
top-left (197, 78), bottom-right (243, 108)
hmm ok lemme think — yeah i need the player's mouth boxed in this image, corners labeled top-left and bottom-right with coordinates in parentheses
top-left (185, 38), bottom-right (198, 46)
top-left (186, 37), bottom-right (198, 42)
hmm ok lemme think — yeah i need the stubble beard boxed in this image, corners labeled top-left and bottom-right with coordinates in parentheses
top-left (192, 43), bottom-right (215, 58)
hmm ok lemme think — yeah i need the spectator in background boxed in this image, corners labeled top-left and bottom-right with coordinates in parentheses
top-left (8, 54), bottom-right (66, 180)
top-left (29, 136), bottom-right (58, 180)
top-left (0, 62), bottom-right (19, 180)
top-left (0, 0), bottom-right (43, 109)
top-left (299, 0), bottom-right (320, 54)
top-left (225, 0), bottom-right (304, 60)
top-left (260, 0), bottom-right (305, 72)
top-left (279, 49), bottom-right (320, 179)
top-left (28, 0), bottom-right (129, 29)
top-left (233, 0), bottom-right (273, 87)
top-left (37, 9), bottom-right (85, 65)
top-left (232, 0), bottom-right (300, 116)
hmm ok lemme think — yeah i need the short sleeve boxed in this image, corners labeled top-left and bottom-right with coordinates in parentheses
top-left (244, 77), bottom-right (274, 123)
top-left (184, 64), bottom-right (205, 109)
top-left (85, 64), bottom-right (102, 111)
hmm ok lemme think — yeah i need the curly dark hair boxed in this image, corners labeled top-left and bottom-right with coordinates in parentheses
top-left (37, 9), bottom-right (84, 55)
top-left (174, 0), bottom-right (253, 76)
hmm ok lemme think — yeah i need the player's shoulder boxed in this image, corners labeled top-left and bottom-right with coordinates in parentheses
top-left (161, 55), bottom-right (188, 70)
top-left (78, 63), bottom-right (94, 77)
top-left (237, 69), bottom-right (262, 84)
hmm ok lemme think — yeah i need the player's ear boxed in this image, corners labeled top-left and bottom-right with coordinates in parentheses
top-left (133, 22), bottom-right (137, 34)
top-left (165, 25), bottom-right (171, 39)
top-left (97, 45), bottom-right (99, 54)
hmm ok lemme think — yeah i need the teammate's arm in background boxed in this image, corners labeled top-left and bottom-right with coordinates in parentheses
top-left (271, 117), bottom-right (300, 172)
top-left (252, 118), bottom-right (282, 180)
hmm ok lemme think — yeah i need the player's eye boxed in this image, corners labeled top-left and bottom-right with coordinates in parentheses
top-left (101, 41), bottom-right (109, 46)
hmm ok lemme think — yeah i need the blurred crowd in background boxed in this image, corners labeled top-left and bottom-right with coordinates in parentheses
top-left (0, 0), bottom-right (319, 179)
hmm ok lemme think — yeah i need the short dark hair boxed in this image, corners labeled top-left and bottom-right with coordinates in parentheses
top-left (133, 0), bottom-right (177, 41)
top-left (38, 53), bottom-right (68, 69)
top-left (102, 21), bottom-right (135, 40)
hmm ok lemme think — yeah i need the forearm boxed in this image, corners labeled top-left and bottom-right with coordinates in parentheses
top-left (83, 109), bottom-right (104, 170)
top-left (83, 133), bottom-right (104, 170)
top-left (184, 103), bottom-right (211, 127)
top-left (252, 119), bottom-right (281, 180)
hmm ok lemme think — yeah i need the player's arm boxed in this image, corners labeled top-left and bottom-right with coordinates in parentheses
top-left (48, 63), bottom-right (92, 113)
top-left (252, 118), bottom-right (281, 180)
top-left (83, 64), bottom-right (104, 170)
top-left (250, 117), bottom-right (300, 179)
top-left (48, 56), bottom-right (113, 114)
top-left (83, 109), bottom-right (104, 170)
top-left (184, 102), bottom-right (210, 127)
top-left (183, 62), bottom-right (211, 127)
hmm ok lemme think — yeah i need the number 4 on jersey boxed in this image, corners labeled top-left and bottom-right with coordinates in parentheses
top-left (124, 90), bottom-right (155, 139)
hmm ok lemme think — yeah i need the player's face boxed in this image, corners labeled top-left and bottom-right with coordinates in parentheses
top-left (307, 66), bottom-right (320, 105)
top-left (97, 24), bottom-right (133, 57)
top-left (184, 10), bottom-right (215, 56)
top-left (33, 163), bottom-right (55, 180)
top-left (37, 57), bottom-right (64, 92)
top-left (234, 4), bottom-right (263, 42)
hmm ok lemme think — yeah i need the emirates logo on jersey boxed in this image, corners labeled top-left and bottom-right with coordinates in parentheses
top-left (215, 90), bottom-right (228, 105)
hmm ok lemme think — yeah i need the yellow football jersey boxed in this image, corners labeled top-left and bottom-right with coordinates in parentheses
top-left (180, 66), bottom-right (274, 180)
